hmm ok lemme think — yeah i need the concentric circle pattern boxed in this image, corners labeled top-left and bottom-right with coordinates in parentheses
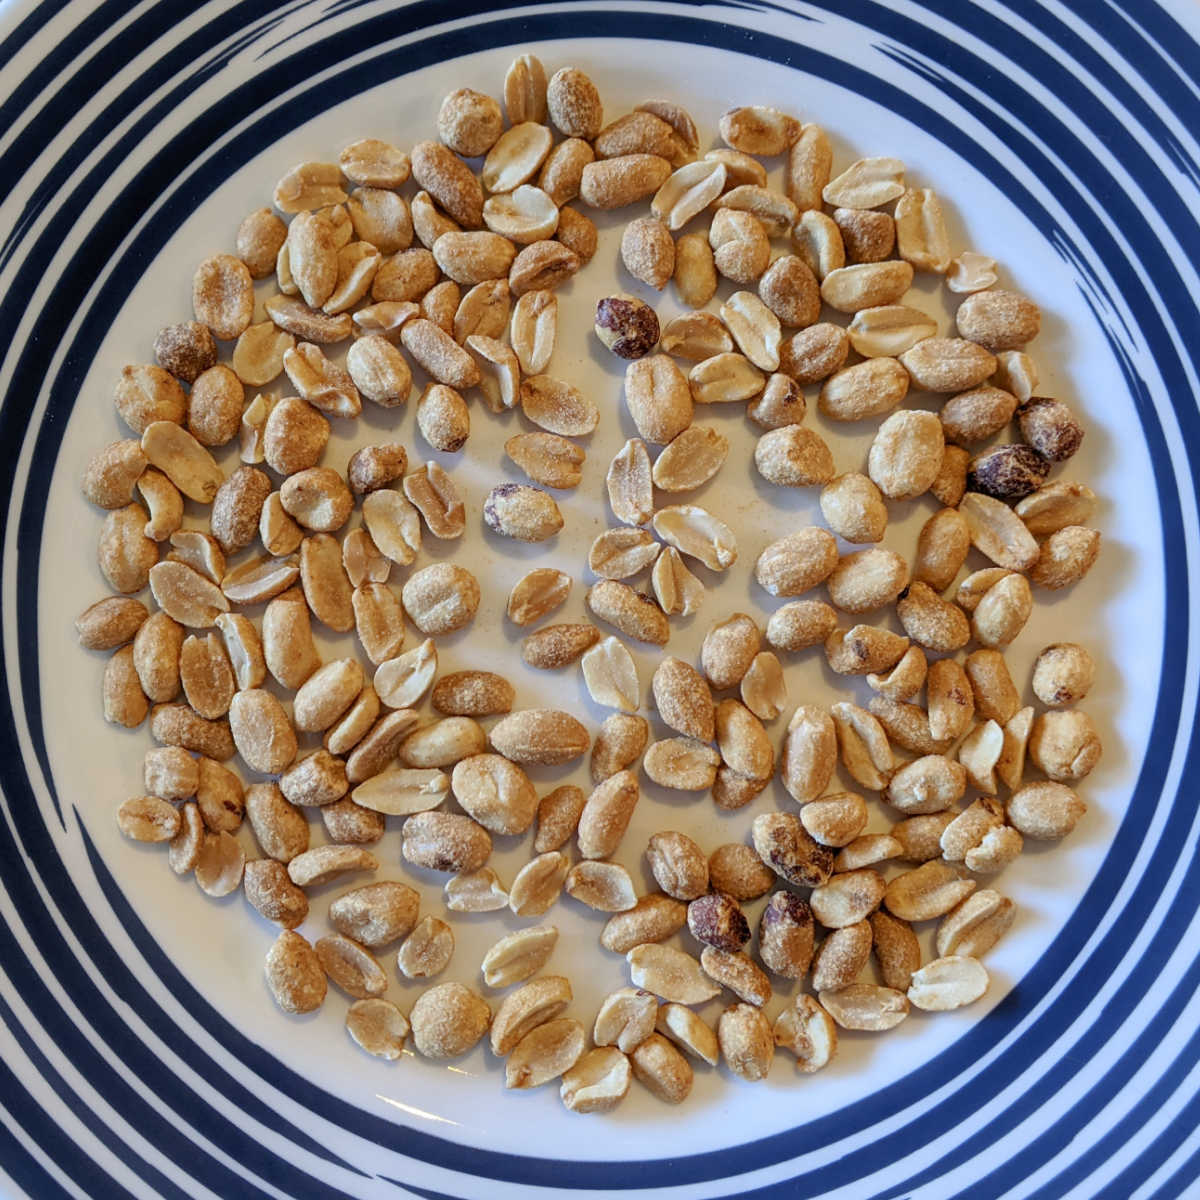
top-left (1, 1), bottom-right (1199, 1197)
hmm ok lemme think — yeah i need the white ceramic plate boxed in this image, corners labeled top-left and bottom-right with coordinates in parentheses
top-left (2, 1), bottom-right (1199, 1197)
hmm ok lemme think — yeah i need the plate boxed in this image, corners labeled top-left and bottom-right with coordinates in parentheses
top-left (2, 1), bottom-right (1199, 1197)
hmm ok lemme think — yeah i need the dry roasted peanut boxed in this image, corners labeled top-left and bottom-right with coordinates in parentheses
top-left (834, 207), bottom-right (895, 263)
top-left (820, 154), bottom-right (903, 207)
top-left (408, 140), bottom-right (482, 228)
top-left (1012, 777), bottom-right (1089, 844)
top-left (587, 580), bottom-right (670, 646)
top-left (489, 975), bottom-right (571, 1059)
top-left (350, 765), bottom-right (447, 816)
top-left (890, 813), bottom-right (955, 863)
top-left (826, 625), bottom-right (910, 677)
top-left (717, 186), bottom-right (797, 241)
top-left (398, 319), bottom-right (478, 391)
top-left (192, 253), bottom-right (253, 341)
top-left (820, 473), bottom-right (888, 545)
top-left (630, 1033), bottom-right (693, 1105)
top-left (800, 792), bottom-right (870, 849)
top-left (400, 563), bottom-right (479, 636)
top-left (940, 385), bottom-right (1019, 447)
top-left (509, 240), bottom-right (581, 296)
top-left (773, 994), bottom-right (836, 1075)
top-left (336, 337), bottom-right (410, 408)
top-left (410, 982), bottom-right (490, 1058)
top-left (621, 216), bottom-right (675, 290)
top-left (594, 294), bottom-right (660, 362)
top-left (708, 208), bottom-right (770, 284)
top-left (673, 232), bottom-right (718, 308)
top-left (503, 569), bottom-right (570, 630)
top-left (621, 354), bottom-right (691, 444)
top-left (595, 110), bottom-right (686, 163)
top-left (752, 811), bottom-right (834, 888)
top-left (864, 409), bottom-right (944, 501)
top-left (896, 581), bottom-right (970, 652)
top-left (140, 421), bottom-right (223, 505)
top-left (764, 600), bottom-right (837, 653)
top-left (185, 364), bottom-right (243, 448)
top-left (433, 231), bottom-right (518, 289)
top-left (527, 787), bottom-right (584, 856)
top-left (447, 753), bottom-right (535, 836)
top-left (233, 329), bottom-right (293, 398)
top-left (701, 947), bottom-right (772, 1006)
top-left (715, 698), bottom-right (772, 781)
top-left (399, 463), bottom-right (463, 541)
top-left (892, 187), bottom-right (951, 272)
top-left (178, 633), bottom-right (236, 720)
top-left (828, 548), bottom-right (909, 615)
top-left (410, 390), bottom-right (467, 460)
top-left (955, 287), bottom-right (1040, 351)
top-left (649, 547), bottom-right (702, 618)
top-left (77, 596), bottom-right (149, 651)
top-left (428, 671), bottom-right (512, 720)
top-left (265, 930), bottom-right (326, 1015)
top-left (747, 894), bottom-right (813, 988)
top-left (969, 444), bottom-right (1050, 502)
top-left (321, 796), bottom-right (384, 844)
top-left (697, 850), bottom-right (768, 910)
top-left (959, 492), bottom-right (1040, 571)
top-left (242, 782), bottom-right (307, 864)
top-left (753, 529), bottom-right (841, 602)
top-left (410, 190), bottom-right (460, 251)
top-left (688, 353), bottom-right (765, 409)
top-left (961, 821), bottom-right (1021, 873)
top-left (817, 983), bottom-right (907, 1032)
top-left (946, 251), bottom-right (998, 294)
top-left (960, 651), bottom-right (1019, 732)
top-left (599, 896), bottom-right (685, 958)
top-left (315, 933), bottom-right (387, 1001)
top-left (651, 1005), bottom-right (717, 1070)
top-left (554, 204), bottom-right (597, 263)
top-left (1028, 707), bottom-right (1102, 783)
top-left (433, 88), bottom-right (501, 158)
top-left (778, 332), bottom-right (847, 402)
top-left (847, 306), bottom-right (936, 362)
top-left (237, 207), bottom-right (288, 278)
top-left (1030, 526), bottom-right (1102, 590)
top-left (1017, 396), bottom-right (1084, 462)
top-left (636, 99), bottom-right (698, 154)
top-left (901, 337), bottom-right (998, 393)
top-left (623, 945), bottom-right (714, 1006)
top-left (690, 615), bottom-right (756, 693)
top-left (720, 291), bottom-right (781, 373)
top-left (273, 161), bottom-right (347, 214)
top-left (501, 51), bottom-right (547, 123)
top-left (698, 148), bottom-right (762, 191)
top-left (564, 861), bottom-right (636, 913)
top-left (563, 770), bottom-right (637, 862)
top-left (754, 261), bottom-right (818, 346)
top-left (255, 592), bottom-right (314, 693)
top-left (885, 754), bottom-right (966, 816)
top-left (243, 858), bottom-right (308, 928)
top-left (810, 869), bottom-right (888, 929)
top-left (346, 998), bottom-right (409, 1061)
top-left (659, 316), bottom-right (731, 367)
top-left (715, 1003), bottom-right (772, 1082)
top-left (257, 397), bottom-right (325, 477)
top-left (506, 1017), bottom-right (586, 1090)
top-left (278, 468), bottom-right (353, 535)
top-left (907, 955), bottom-right (989, 1011)
top-left (819, 359), bottom-right (909, 426)
top-left (478, 926), bottom-right (558, 991)
top-left (337, 138), bottom-right (409, 190)
top-left (599, 440), bottom-right (652, 531)
top-left (940, 795), bottom-right (1004, 862)
top-left (397, 916), bottom-right (456, 980)
top-left (481, 484), bottom-right (561, 544)
top-left (146, 562), bottom-right (228, 629)
top-left (326, 882), bottom-right (419, 951)
top-left (82, 440), bottom-right (148, 510)
top-left (775, 117), bottom-right (830, 205)
top-left (286, 210), bottom-right (338, 309)
top-left (820, 260), bottom-right (913, 314)
top-left (452, 280), bottom-right (511, 350)
top-left (149, 707), bottom-right (233, 768)
top-left (789, 212), bottom-right (845, 286)
top-left (169, 529), bottom-right (227, 585)
top-left (864, 909), bottom-right (920, 992)
top-left (922, 659), bottom-right (974, 745)
top-left (398, 716), bottom-right (486, 770)
top-left (515, 377), bottom-right (596, 440)
top-left (143, 744), bottom-right (198, 802)
top-left (486, 710), bottom-right (587, 769)
top-left (402, 810), bottom-right (491, 876)
top-left (810, 920), bottom-right (873, 991)
top-left (372, 247), bottom-right (439, 304)
top-left (298, 533), bottom-right (353, 632)
top-left (265, 295), bottom-right (353, 344)
top-left (911, 508), bottom-right (970, 595)
top-left (937, 890), bottom-right (1015, 958)
top-left (165, 800), bottom-right (204, 874)
top-left (884, 861), bottom-right (975, 922)
top-left (208, 466), bottom-right (270, 557)
top-left (652, 504), bottom-right (737, 571)
top-left (1029, 643), bottom-right (1095, 712)
top-left (226, 688), bottom-right (296, 774)
top-left (651, 159), bottom-right (725, 231)
top-left (589, 527), bottom-right (659, 582)
top-left (222, 550), bottom-right (300, 605)
top-left (444, 867), bottom-right (509, 914)
top-left (643, 738), bottom-right (720, 791)
top-left (591, 713), bottom-right (649, 783)
top-left (687, 891), bottom-right (750, 953)
top-left (113, 363), bottom-right (187, 433)
top-left (537, 136), bottom-right (594, 206)
top-left (506, 852), bottom-right (568, 917)
top-left (737, 651), bottom-right (785, 722)
top-left (714, 103), bottom-right (797, 155)
top-left (970, 572), bottom-right (1032, 649)
top-left (580, 153), bottom-right (673, 210)
top-left (644, 830), bottom-right (707, 902)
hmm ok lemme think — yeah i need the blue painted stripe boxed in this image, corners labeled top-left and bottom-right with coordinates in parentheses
top-left (0, 0), bottom-right (74, 75)
top-left (1147, 1121), bottom-right (1200, 1200)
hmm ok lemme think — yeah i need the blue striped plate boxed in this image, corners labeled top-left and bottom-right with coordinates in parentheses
top-left (1, 1), bottom-right (1198, 1197)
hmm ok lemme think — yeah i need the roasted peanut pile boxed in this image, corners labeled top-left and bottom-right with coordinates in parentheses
top-left (80, 55), bottom-right (1104, 1109)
